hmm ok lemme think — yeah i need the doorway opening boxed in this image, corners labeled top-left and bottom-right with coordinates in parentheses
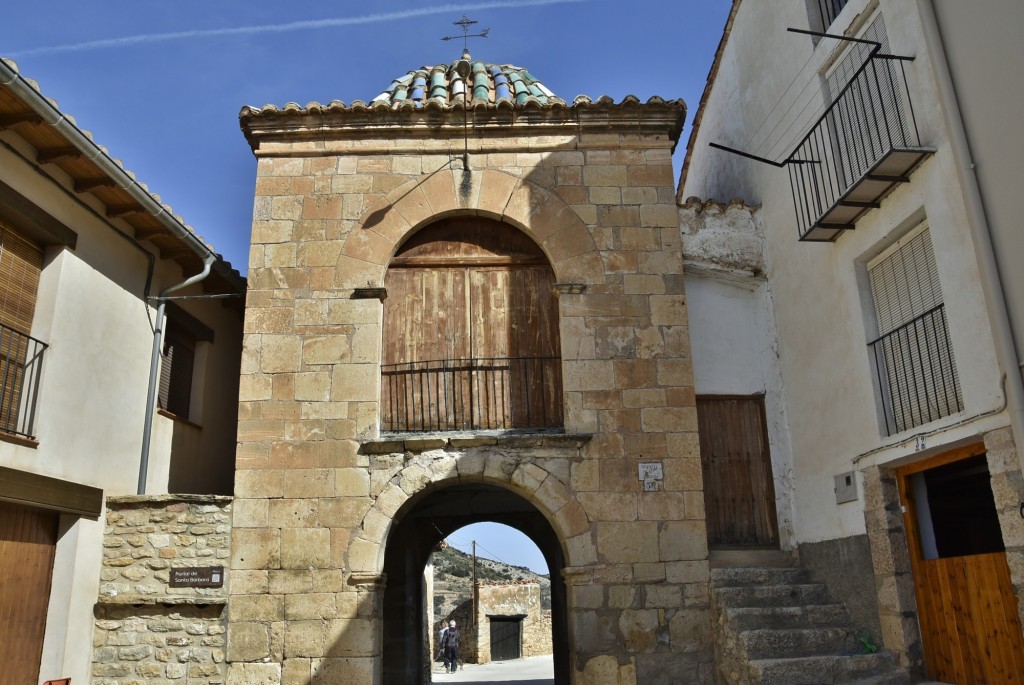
top-left (382, 483), bottom-right (567, 685)
top-left (432, 522), bottom-right (551, 669)
top-left (897, 444), bottom-right (1024, 683)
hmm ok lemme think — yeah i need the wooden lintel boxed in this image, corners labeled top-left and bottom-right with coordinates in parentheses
top-left (74, 177), bottom-right (117, 193)
top-left (36, 146), bottom-right (81, 164)
top-left (0, 465), bottom-right (103, 519)
top-left (106, 204), bottom-right (145, 219)
top-left (0, 112), bottom-right (42, 128)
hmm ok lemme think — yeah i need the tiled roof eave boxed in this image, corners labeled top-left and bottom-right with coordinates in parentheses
top-left (240, 98), bottom-right (686, 152)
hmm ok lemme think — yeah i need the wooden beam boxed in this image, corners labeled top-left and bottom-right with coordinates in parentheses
top-left (132, 226), bottom-right (165, 241)
top-left (74, 177), bottom-right (117, 193)
top-left (0, 178), bottom-right (78, 248)
top-left (160, 246), bottom-right (194, 260)
top-left (106, 203), bottom-right (145, 219)
top-left (36, 146), bottom-right (81, 164)
top-left (0, 465), bottom-right (103, 518)
top-left (0, 112), bottom-right (42, 128)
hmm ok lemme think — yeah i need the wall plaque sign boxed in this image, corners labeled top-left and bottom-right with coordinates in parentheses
top-left (169, 566), bottom-right (224, 588)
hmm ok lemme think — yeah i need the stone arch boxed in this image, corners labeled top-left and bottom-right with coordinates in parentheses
top-left (340, 168), bottom-right (604, 289)
top-left (346, 449), bottom-right (590, 575)
top-left (365, 448), bottom-right (586, 685)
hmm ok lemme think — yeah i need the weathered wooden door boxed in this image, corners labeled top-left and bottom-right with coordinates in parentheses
top-left (489, 617), bottom-right (522, 661)
top-left (0, 501), bottom-right (59, 684)
top-left (382, 218), bottom-right (561, 431)
top-left (697, 396), bottom-right (779, 547)
top-left (898, 446), bottom-right (1024, 684)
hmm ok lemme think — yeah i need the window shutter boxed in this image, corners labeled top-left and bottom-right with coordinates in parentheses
top-left (868, 226), bottom-right (962, 434)
top-left (0, 221), bottom-right (43, 335)
top-left (158, 328), bottom-right (195, 418)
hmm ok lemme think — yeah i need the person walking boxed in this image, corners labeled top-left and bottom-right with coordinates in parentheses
top-left (437, 620), bottom-right (449, 671)
top-left (441, 619), bottom-right (460, 673)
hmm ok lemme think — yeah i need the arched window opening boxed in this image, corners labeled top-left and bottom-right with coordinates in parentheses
top-left (382, 217), bottom-right (563, 432)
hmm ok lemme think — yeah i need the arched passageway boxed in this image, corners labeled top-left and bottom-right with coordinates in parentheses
top-left (382, 483), bottom-right (569, 685)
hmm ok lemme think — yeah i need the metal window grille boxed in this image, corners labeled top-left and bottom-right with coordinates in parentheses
top-left (867, 228), bottom-right (962, 435)
top-left (0, 322), bottom-right (47, 439)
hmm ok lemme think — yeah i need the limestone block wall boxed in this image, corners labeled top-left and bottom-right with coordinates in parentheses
top-left (93, 495), bottom-right (232, 684)
top-left (234, 102), bottom-right (709, 685)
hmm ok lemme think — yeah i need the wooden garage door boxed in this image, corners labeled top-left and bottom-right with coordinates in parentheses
top-left (0, 501), bottom-right (59, 684)
top-left (697, 396), bottom-right (779, 547)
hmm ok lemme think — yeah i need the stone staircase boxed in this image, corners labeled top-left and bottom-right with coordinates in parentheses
top-left (710, 552), bottom-right (910, 685)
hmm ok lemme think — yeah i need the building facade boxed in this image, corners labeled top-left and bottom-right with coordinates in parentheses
top-left (0, 58), bottom-right (244, 685)
top-left (682, 1), bottom-right (1024, 682)
top-left (232, 54), bottom-right (710, 685)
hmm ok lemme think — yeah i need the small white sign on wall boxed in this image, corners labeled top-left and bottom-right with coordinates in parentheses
top-left (639, 462), bottom-right (664, 492)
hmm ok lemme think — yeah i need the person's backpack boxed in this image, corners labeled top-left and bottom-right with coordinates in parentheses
top-left (446, 628), bottom-right (460, 646)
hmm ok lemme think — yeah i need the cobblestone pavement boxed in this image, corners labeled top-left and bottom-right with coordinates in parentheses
top-left (432, 655), bottom-right (554, 683)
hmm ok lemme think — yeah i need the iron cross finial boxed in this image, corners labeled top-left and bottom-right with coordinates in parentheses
top-left (441, 14), bottom-right (490, 52)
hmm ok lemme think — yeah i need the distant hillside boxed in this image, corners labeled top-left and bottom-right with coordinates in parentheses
top-left (430, 543), bottom-right (551, 618)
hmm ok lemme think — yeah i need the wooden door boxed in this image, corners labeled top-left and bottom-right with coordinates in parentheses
top-left (489, 617), bottom-right (522, 661)
top-left (898, 446), bottom-right (1024, 684)
top-left (0, 501), bottom-right (59, 684)
top-left (382, 218), bottom-right (561, 431)
top-left (697, 396), bottom-right (779, 547)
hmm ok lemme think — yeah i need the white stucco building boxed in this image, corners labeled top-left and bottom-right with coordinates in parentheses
top-left (681, 1), bottom-right (1024, 682)
top-left (0, 58), bottom-right (245, 685)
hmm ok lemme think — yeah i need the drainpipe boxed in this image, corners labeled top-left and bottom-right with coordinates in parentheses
top-left (917, 0), bottom-right (1024, 472)
top-left (137, 255), bottom-right (215, 494)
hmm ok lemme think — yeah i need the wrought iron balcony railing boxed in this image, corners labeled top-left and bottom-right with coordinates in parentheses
top-left (381, 356), bottom-right (562, 433)
top-left (711, 31), bottom-right (933, 242)
top-left (0, 322), bottom-right (47, 439)
top-left (787, 43), bottom-right (932, 241)
top-left (816, 0), bottom-right (851, 30)
top-left (868, 304), bottom-right (962, 437)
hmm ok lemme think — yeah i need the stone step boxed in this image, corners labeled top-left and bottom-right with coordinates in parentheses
top-left (712, 566), bottom-right (811, 588)
top-left (739, 627), bottom-right (858, 660)
top-left (845, 672), bottom-right (912, 685)
top-left (748, 651), bottom-right (900, 685)
top-left (710, 549), bottom-right (796, 569)
top-left (724, 604), bottom-right (851, 631)
top-left (714, 583), bottom-right (832, 609)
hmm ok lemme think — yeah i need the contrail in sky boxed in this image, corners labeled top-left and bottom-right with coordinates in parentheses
top-left (9, 0), bottom-right (593, 58)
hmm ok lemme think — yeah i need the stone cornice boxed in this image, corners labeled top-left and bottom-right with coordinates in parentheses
top-left (240, 98), bottom-right (685, 155)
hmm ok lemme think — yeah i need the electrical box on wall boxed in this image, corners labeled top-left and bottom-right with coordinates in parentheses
top-left (834, 471), bottom-right (858, 504)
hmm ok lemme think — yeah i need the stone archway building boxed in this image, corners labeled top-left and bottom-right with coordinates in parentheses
top-left (231, 53), bottom-right (706, 685)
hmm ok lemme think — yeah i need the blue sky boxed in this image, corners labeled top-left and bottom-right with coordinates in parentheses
top-left (3, 1), bottom-right (730, 273)
top-left (447, 522), bottom-right (549, 574)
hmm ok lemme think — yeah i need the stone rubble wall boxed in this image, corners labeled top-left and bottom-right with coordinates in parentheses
top-left (93, 495), bottom-right (232, 685)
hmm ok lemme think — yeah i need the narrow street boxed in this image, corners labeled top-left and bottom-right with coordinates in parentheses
top-left (433, 655), bottom-right (554, 684)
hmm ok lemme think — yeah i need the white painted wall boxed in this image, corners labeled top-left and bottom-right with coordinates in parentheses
top-left (682, 0), bottom-right (1012, 545)
top-left (0, 129), bottom-right (242, 685)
